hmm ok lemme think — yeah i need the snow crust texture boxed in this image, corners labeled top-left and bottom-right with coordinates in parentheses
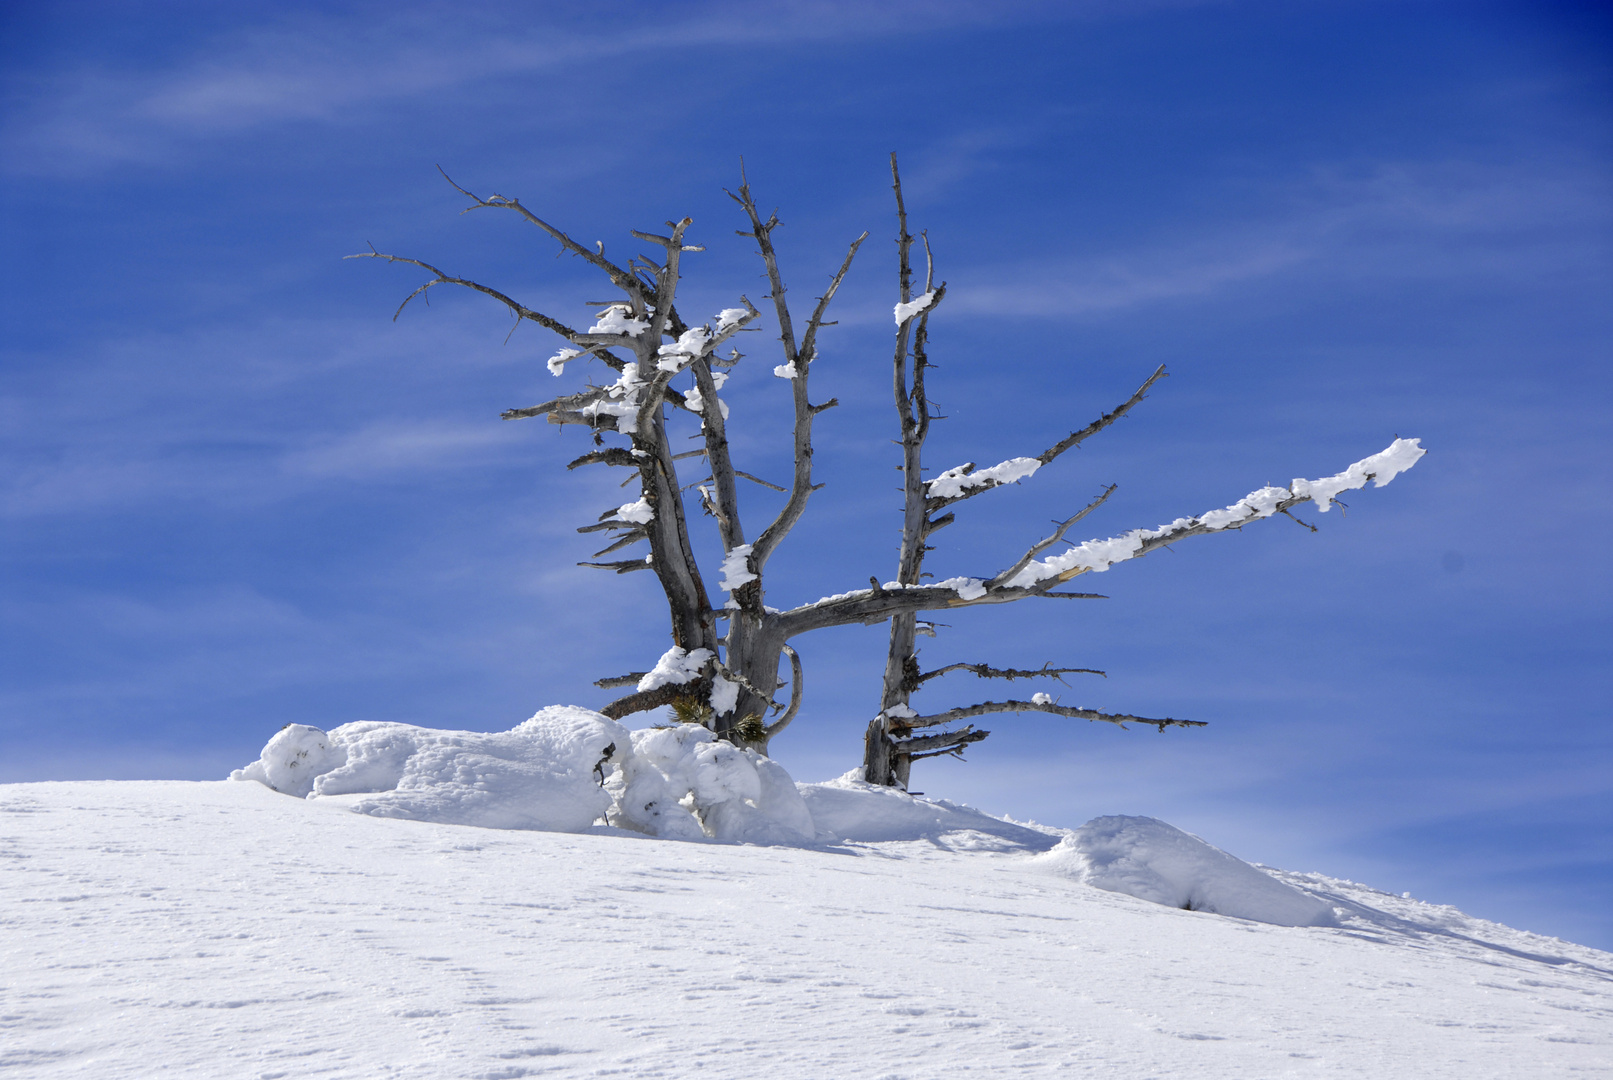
top-left (4, 779), bottom-right (1609, 1080)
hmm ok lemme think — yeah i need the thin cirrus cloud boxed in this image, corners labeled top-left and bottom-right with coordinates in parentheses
top-left (946, 157), bottom-right (1613, 320)
top-left (2, 0), bottom-right (1187, 176)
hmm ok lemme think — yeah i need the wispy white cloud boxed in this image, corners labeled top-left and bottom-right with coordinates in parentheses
top-left (2, 0), bottom-right (1201, 176)
top-left (944, 157), bottom-right (1613, 319)
top-left (281, 418), bottom-right (523, 480)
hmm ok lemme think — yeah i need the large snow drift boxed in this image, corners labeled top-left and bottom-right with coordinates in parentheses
top-left (231, 707), bottom-right (627, 833)
top-left (232, 713), bottom-right (814, 845)
top-left (1039, 815), bottom-right (1337, 926)
top-left (229, 716), bottom-right (1350, 928)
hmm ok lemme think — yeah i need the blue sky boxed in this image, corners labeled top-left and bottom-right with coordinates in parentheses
top-left (3, 1), bottom-right (1609, 948)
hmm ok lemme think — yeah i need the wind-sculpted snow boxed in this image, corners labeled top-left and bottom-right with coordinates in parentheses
top-left (1038, 815), bottom-right (1337, 927)
top-left (231, 722), bottom-right (1356, 923)
top-left (608, 724), bottom-right (814, 844)
top-left (231, 707), bottom-right (627, 832)
top-left (233, 715), bottom-right (815, 845)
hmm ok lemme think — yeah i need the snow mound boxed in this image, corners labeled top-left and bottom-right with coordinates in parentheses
top-left (231, 707), bottom-right (628, 833)
top-left (1039, 815), bottom-right (1336, 927)
top-left (609, 724), bottom-right (814, 845)
top-left (229, 723), bottom-right (345, 798)
top-left (798, 771), bottom-right (1063, 851)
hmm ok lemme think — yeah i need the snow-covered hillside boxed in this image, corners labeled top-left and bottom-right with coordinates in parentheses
top-left (4, 768), bottom-right (1609, 1078)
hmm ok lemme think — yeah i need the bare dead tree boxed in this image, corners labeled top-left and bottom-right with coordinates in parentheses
top-left (351, 162), bottom-right (1425, 778)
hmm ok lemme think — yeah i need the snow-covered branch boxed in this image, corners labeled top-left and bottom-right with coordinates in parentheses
top-left (997, 438), bottom-right (1426, 590)
top-left (781, 438), bottom-right (1423, 635)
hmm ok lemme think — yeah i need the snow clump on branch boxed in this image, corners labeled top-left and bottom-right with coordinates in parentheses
top-left (927, 457), bottom-right (1042, 499)
top-left (546, 348), bottom-right (581, 376)
top-left (718, 544), bottom-right (756, 591)
top-left (894, 290), bottom-right (937, 324)
top-left (657, 327), bottom-right (712, 372)
top-left (588, 304), bottom-right (649, 337)
top-left (637, 646), bottom-right (715, 692)
top-left (610, 498), bottom-right (654, 525)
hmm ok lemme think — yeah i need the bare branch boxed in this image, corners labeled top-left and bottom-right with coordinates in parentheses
top-left (925, 365), bottom-right (1167, 511)
top-left (738, 192), bottom-right (869, 571)
top-left (501, 385), bottom-right (614, 422)
top-left (916, 662), bottom-right (1105, 686)
top-left (436, 167), bottom-right (647, 305)
top-left (763, 644), bottom-right (803, 740)
top-left (900, 725), bottom-right (990, 756)
top-left (592, 532), bottom-right (649, 558)
top-left (578, 558), bottom-right (653, 574)
top-left (346, 249), bottom-right (581, 338)
top-left (594, 672), bottom-right (648, 689)
top-left (798, 231), bottom-right (870, 371)
top-left (567, 448), bottom-right (639, 470)
top-left (734, 470), bottom-right (786, 492)
top-left (600, 678), bottom-right (708, 721)
top-left (906, 699), bottom-right (1205, 733)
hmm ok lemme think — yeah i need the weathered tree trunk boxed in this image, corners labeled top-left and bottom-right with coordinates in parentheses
top-left (870, 153), bottom-right (939, 789)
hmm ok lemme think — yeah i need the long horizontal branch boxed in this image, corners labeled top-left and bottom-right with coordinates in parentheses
top-left (600, 679), bottom-right (707, 721)
top-left (579, 557), bottom-right (653, 574)
top-left (907, 700), bottom-right (1204, 733)
top-left (898, 725), bottom-right (990, 756)
top-left (777, 580), bottom-right (1098, 635)
top-left (916, 662), bottom-right (1105, 686)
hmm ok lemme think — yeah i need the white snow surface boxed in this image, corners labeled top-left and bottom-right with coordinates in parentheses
top-left (4, 774), bottom-right (1608, 1079)
top-left (927, 456), bottom-right (1042, 499)
top-left (1006, 437), bottom-right (1425, 588)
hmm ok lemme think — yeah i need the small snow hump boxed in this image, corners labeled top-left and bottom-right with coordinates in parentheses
top-left (1038, 815), bottom-right (1336, 927)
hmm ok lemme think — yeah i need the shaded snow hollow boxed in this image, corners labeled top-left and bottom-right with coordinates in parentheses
top-left (237, 711), bottom-right (1335, 927)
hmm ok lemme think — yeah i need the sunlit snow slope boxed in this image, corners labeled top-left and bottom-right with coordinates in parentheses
top-left (3, 780), bottom-right (1609, 1079)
